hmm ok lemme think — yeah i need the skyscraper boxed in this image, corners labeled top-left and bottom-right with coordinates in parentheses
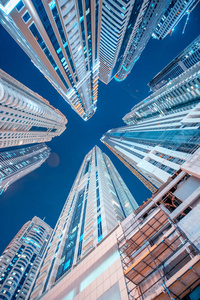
top-left (152, 0), bottom-right (198, 40)
top-left (123, 61), bottom-right (200, 125)
top-left (30, 146), bottom-right (138, 299)
top-left (29, 148), bottom-right (200, 300)
top-left (102, 62), bottom-right (200, 189)
top-left (149, 34), bottom-right (200, 92)
top-left (0, 143), bottom-right (50, 194)
top-left (99, 0), bottom-right (197, 83)
top-left (0, 0), bottom-right (100, 120)
top-left (99, 0), bottom-right (134, 84)
top-left (115, 0), bottom-right (197, 82)
top-left (118, 149), bottom-right (200, 300)
top-left (113, 0), bottom-right (169, 82)
top-left (0, 216), bottom-right (52, 300)
top-left (0, 69), bottom-right (67, 148)
top-left (102, 99), bottom-right (200, 189)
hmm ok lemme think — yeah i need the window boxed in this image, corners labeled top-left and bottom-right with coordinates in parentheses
top-left (16, 0), bottom-right (24, 12)
top-left (22, 11), bottom-right (31, 23)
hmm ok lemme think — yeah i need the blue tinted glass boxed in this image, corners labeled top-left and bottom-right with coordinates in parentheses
top-left (98, 234), bottom-right (103, 242)
top-left (16, 0), bottom-right (24, 11)
top-left (22, 11), bottom-right (31, 23)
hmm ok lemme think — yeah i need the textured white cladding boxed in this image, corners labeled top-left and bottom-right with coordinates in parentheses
top-left (102, 102), bottom-right (200, 189)
top-left (0, 216), bottom-right (52, 300)
top-left (181, 147), bottom-right (200, 178)
top-left (118, 163), bottom-right (200, 300)
top-left (36, 226), bottom-right (128, 300)
top-left (30, 146), bottom-right (138, 300)
top-left (0, 69), bottom-right (67, 148)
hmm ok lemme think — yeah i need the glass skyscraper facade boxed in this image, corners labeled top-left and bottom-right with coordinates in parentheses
top-left (30, 146), bottom-right (138, 300)
top-left (99, 0), bottom-right (197, 83)
top-left (99, 0), bottom-right (134, 84)
top-left (0, 143), bottom-right (50, 194)
top-left (152, 0), bottom-right (197, 40)
top-left (149, 34), bottom-right (200, 92)
top-left (0, 69), bottom-right (67, 148)
top-left (0, 0), bottom-right (197, 98)
top-left (123, 62), bottom-right (200, 125)
top-left (0, 216), bottom-right (52, 300)
top-left (0, 0), bottom-right (100, 120)
top-left (114, 0), bottom-right (169, 82)
top-left (101, 108), bottom-right (200, 189)
top-left (27, 149), bottom-right (200, 300)
top-left (102, 61), bottom-right (200, 189)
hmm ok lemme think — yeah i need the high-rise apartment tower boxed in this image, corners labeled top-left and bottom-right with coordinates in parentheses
top-left (0, 216), bottom-right (52, 300)
top-left (118, 149), bottom-right (200, 300)
top-left (102, 62), bottom-right (200, 189)
top-left (27, 148), bottom-right (200, 300)
top-left (0, 69), bottom-right (67, 148)
top-left (99, 0), bottom-right (197, 83)
top-left (123, 60), bottom-right (200, 125)
top-left (115, 0), bottom-right (197, 82)
top-left (0, 0), bottom-right (100, 120)
top-left (149, 34), bottom-right (200, 92)
top-left (0, 143), bottom-right (50, 194)
top-left (152, 0), bottom-right (199, 40)
top-left (30, 146), bottom-right (138, 299)
top-left (99, 0), bottom-right (134, 84)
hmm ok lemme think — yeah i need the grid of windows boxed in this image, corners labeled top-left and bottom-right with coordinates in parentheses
top-left (29, 23), bottom-right (69, 90)
top-left (148, 159), bottom-right (176, 175)
top-left (56, 190), bottom-right (85, 279)
top-left (0, 219), bottom-right (51, 300)
top-left (96, 171), bottom-right (103, 242)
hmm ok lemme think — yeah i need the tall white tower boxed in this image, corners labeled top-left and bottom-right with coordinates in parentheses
top-left (0, 216), bottom-right (52, 300)
top-left (102, 63), bottom-right (200, 189)
top-left (0, 69), bottom-right (67, 148)
top-left (0, 0), bottom-right (100, 120)
top-left (0, 143), bottom-right (50, 194)
top-left (30, 146), bottom-right (138, 299)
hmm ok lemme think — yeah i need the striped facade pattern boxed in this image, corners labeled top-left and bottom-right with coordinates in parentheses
top-left (0, 69), bottom-right (67, 148)
top-left (0, 217), bottom-right (52, 300)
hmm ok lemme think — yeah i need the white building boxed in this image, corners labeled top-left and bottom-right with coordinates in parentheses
top-left (148, 34), bottom-right (200, 92)
top-left (99, 0), bottom-right (134, 84)
top-left (0, 0), bottom-right (100, 120)
top-left (0, 216), bottom-right (52, 300)
top-left (101, 60), bottom-right (199, 189)
top-left (29, 149), bottom-right (200, 300)
top-left (113, 0), bottom-right (197, 82)
top-left (0, 69), bottom-right (67, 148)
top-left (123, 62), bottom-right (200, 125)
top-left (0, 143), bottom-right (50, 194)
top-left (102, 101), bottom-right (200, 189)
top-left (29, 146), bottom-right (138, 299)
